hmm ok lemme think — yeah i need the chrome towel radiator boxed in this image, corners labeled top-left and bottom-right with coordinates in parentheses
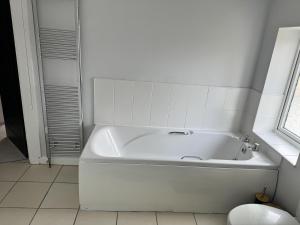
top-left (33, 0), bottom-right (82, 166)
top-left (39, 28), bottom-right (77, 60)
top-left (44, 85), bottom-right (82, 158)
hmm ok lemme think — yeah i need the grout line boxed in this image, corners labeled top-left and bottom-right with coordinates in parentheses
top-left (193, 213), bottom-right (198, 225)
top-left (53, 165), bottom-right (64, 183)
top-left (0, 207), bottom-right (37, 209)
top-left (0, 180), bottom-right (77, 184)
top-left (54, 181), bottom-right (79, 184)
top-left (155, 212), bottom-right (159, 225)
top-left (72, 207), bottom-right (80, 225)
top-left (28, 208), bottom-right (39, 225)
top-left (0, 181), bottom-right (17, 205)
top-left (0, 164), bottom-right (31, 205)
top-left (131, 82), bottom-right (134, 124)
top-left (113, 81), bottom-right (116, 125)
top-left (0, 206), bottom-right (79, 209)
top-left (35, 166), bottom-right (64, 210)
top-left (26, 166), bottom-right (65, 224)
top-left (148, 83), bottom-right (154, 126)
top-left (36, 183), bottom-right (53, 209)
top-left (165, 86), bottom-right (173, 127)
top-left (17, 164), bottom-right (31, 182)
top-left (0, 159), bottom-right (29, 164)
top-left (18, 164), bottom-right (32, 181)
top-left (12, 181), bottom-right (56, 184)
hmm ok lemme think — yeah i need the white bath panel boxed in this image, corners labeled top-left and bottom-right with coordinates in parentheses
top-left (79, 162), bottom-right (277, 213)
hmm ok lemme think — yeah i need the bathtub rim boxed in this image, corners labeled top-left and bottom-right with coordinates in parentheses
top-left (80, 125), bottom-right (280, 170)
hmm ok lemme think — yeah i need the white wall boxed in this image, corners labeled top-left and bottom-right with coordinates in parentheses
top-left (252, 0), bottom-right (300, 92)
top-left (248, 0), bottom-right (300, 216)
top-left (80, 0), bottom-right (271, 138)
top-left (276, 159), bottom-right (300, 218)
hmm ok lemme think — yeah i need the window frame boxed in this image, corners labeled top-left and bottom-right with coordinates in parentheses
top-left (277, 42), bottom-right (300, 147)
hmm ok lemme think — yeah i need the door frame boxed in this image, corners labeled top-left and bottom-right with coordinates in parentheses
top-left (9, 0), bottom-right (47, 164)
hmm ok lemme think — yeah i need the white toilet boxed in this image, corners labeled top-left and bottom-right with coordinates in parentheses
top-left (227, 204), bottom-right (300, 225)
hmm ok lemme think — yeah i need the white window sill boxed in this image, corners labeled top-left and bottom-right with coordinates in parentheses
top-left (254, 131), bottom-right (300, 166)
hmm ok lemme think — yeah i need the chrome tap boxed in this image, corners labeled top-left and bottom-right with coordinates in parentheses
top-left (241, 135), bottom-right (250, 143)
top-left (252, 143), bottom-right (260, 152)
top-left (241, 140), bottom-right (260, 153)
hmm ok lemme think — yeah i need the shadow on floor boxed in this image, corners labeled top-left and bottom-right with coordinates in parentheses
top-left (0, 137), bottom-right (26, 163)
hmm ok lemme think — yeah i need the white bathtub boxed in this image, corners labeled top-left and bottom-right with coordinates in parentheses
top-left (79, 126), bottom-right (279, 213)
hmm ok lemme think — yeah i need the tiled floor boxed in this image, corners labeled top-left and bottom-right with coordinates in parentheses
top-left (0, 162), bottom-right (227, 225)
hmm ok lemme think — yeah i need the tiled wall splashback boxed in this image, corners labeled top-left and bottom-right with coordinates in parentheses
top-left (94, 78), bottom-right (249, 131)
top-left (241, 89), bottom-right (284, 134)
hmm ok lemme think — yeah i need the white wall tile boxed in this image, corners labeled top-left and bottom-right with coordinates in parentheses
top-left (251, 93), bottom-right (283, 133)
top-left (132, 82), bottom-right (153, 126)
top-left (167, 85), bottom-right (189, 127)
top-left (240, 89), bottom-right (262, 134)
top-left (224, 88), bottom-right (249, 110)
top-left (241, 113), bottom-right (255, 133)
top-left (150, 83), bottom-right (172, 126)
top-left (94, 79), bottom-right (249, 131)
top-left (206, 87), bottom-right (228, 109)
top-left (94, 79), bottom-right (114, 124)
top-left (185, 86), bottom-right (208, 128)
top-left (226, 110), bottom-right (243, 131)
top-left (256, 94), bottom-right (283, 118)
top-left (247, 90), bottom-right (261, 116)
top-left (253, 116), bottom-right (277, 132)
top-left (114, 80), bottom-right (134, 125)
top-left (203, 109), bottom-right (242, 131)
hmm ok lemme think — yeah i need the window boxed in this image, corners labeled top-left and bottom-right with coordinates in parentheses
top-left (278, 46), bottom-right (300, 144)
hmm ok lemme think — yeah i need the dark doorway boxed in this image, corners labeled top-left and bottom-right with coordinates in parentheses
top-left (0, 0), bottom-right (28, 158)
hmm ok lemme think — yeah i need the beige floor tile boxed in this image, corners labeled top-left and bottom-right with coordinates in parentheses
top-left (0, 182), bottom-right (51, 208)
top-left (194, 214), bottom-right (227, 225)
top-left (41, 183), bottom-right (79, 208)
top-left (0, 163), bottom-right (29, 181)
top-left (118, 212), bottom-right (157, 225)
top-left (0, 182), bottom-right (14, 201)
top-left (55, 166), bottom-right (78, 183)
top-left (75, 211), bottom-right (117, 225)
top-left (157, 212), bottom-right (196, 225)
top-left (30, 209), bottom-right (78, 225)
top-left (20, 165), bottom-right (61, 182)
top-left (0, 208), bottom-right (36, 225)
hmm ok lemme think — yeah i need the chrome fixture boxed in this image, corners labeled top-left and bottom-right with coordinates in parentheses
top-left (181, 156), bottom-right (202, 160)
top-left (252, 143), bottom-right (260, 152)
top-left (241, 135), bottom-right (250, 143)
top-left (169, 130), bottom-right (193, 135)
top-left (241, 138), bottom-right (260, 153)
